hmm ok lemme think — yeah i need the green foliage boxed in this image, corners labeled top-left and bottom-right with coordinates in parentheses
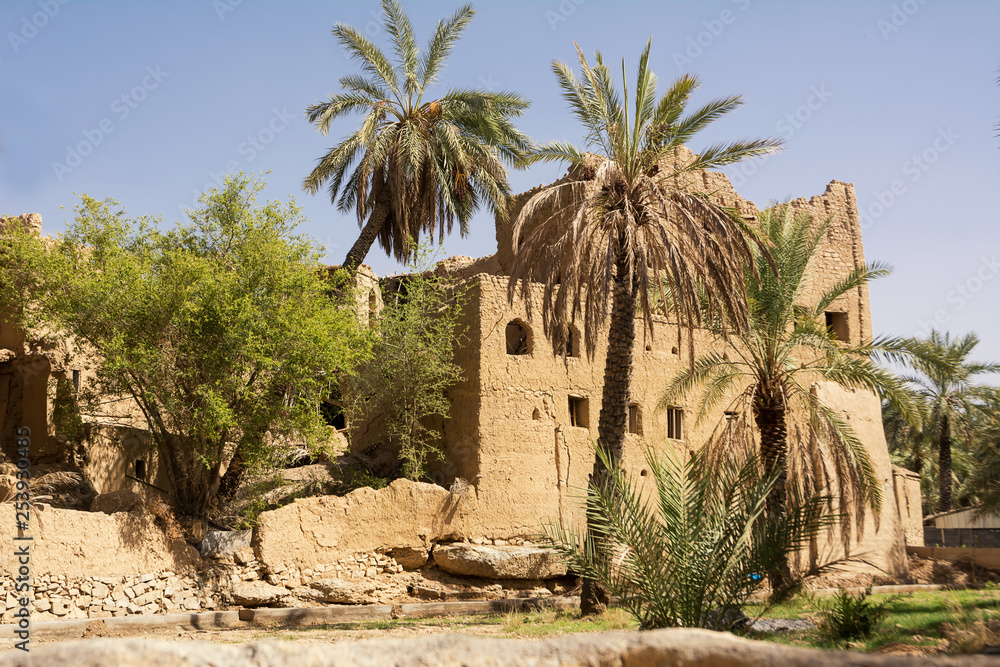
top-left (346, 246), bottom-right (467, 481)
top-left (660, 204), bottom-right (917, 516)
top-left (818, 586), bottom-right (907, 641)
top-left (0, 173), bottom-right (368, 518)
top-left (304, 0), bottom-right (531, 268)
top-left (332, 466), bottom-right (388, 495)
top-left (544, 445), bottom-right (834, 631)
top-left (890, 330), bottom-right (1000, 513)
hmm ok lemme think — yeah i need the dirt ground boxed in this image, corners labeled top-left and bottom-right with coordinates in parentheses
top-left (67, 618), bottom-right (513, 647)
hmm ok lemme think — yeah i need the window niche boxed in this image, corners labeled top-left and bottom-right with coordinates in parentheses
top-left (628, 404), bottom-right (642, 435)
top-left (568, 395), bottom-right (589, 428)
top-left (825, 311), bottom-right (849, 342)
top-left (505, 320), bottom-right (532, 355)
top-left (559, 327), bottom-right (580, 358)
top-left (665, 407), bottom-right (684, 440)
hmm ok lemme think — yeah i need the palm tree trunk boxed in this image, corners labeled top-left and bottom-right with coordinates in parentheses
top-left (342, 194), bottom-right (391, 271)
top-left (581, 245), bottom-right (636, 616)
top-left (753, 391), bottom-right (793, 594)
top-left (937, 414), bottom-right (952, 512)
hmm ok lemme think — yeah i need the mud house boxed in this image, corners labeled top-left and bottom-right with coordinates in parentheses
top-left (346, 156), bottom-right (923, 578)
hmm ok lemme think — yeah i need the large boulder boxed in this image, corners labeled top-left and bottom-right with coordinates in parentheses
top-left (200, 530), bottom-right (252, 558)
top-left (432, 543), bottom-right (567, 579)
top-left (254, 478), bottom-right (475, 571)
top-left (388, 547), bottom-right (429, 570)
top-left (230, 581), bottom-right (289, 607)
top-left (306, 578), bottom-right (379, 605)
top-left (90, 490), bottom-right (143, 514)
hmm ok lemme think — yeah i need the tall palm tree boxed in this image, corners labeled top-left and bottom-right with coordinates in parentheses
top-left (659, 206), bottom-right (915, 543)
top-left (964, 388), bottom-right (1000, 515)
top-left (507, 40), bottom-right (781, 614)
top-left (897, 331), bottom-right (1000, 512)
top-left (304, 0), bottom-right (531, 270)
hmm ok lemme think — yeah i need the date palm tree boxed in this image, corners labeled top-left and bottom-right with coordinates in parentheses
top-left (304, 0), bottom-right (531, 270)
top-left (965, 388), bottom-right (1000, 515)
top-left (897, 331), bottom-right (1000, 512)
top-left (659, 205), bottom-right (916, 584)
top-left (507, 40), bottom-right (781, 614)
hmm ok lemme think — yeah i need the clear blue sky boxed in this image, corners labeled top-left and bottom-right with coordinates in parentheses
top-left (3, 0), bottom-right (999, 362)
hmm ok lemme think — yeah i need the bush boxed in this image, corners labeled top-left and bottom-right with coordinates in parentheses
top-left (544, 446), bottom-right (834, 630)
top-left (345, 245), bottom-right (468, 481)
top-left (818, 585), bottom-right (906, 641)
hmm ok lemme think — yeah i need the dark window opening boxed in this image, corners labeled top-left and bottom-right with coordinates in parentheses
top-left (532, 408), bottom-right (541, 421)
top-left (321, 399), bottom-right (347, 430)
top-left (666, 407), bottom-right (684, 440)
top-left (321, 385), bottom-right (347, 430)
top-left (368, 291), bottom-right (377, 327)
top-left (628, 404), bottom-right (642, 434)
top-left (568, 396), bottom-right (589, 428)
top-left (671, 346), bottom-right (679, 355)
top-left (72, 369), bottom-right (81, 392)
top-left (559, 328), bottom-right (579, 357)
top-left (506, 321), bottom-right (531, 355)
top-left (825, 311), bottom-right (849, 342)
top-left (135, 459), bottom-right (147, 482)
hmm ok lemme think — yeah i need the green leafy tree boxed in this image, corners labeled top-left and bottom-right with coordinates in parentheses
top-left (659, 205), bottom-right (914, 583)
top-left (508, 40), bottom-right (781, 614)
top-left (0, 174), bottom-right (366, 520)
top-left (896, 331), bottom-right (1000, 513)
top-left (545, 445), bottom-right (832, 630)
top-left (345, 247), bottom-right (467, 481)
top-left (304, 0), bottom-right (531, 270)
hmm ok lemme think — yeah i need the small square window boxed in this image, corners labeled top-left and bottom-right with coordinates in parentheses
top-left (666, 407), bottom-right (684, 440)
top-left (560, 328), bottom-right (579, 357)
top-left (628, 404), bottom-right (642, 434)
top-left (825, 312), bottom-right (849, 342)
top-left (568, 396), bottom-right (589, 428)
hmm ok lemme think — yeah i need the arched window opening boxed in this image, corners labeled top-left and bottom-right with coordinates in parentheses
top-left (506, 321), bottom-right (532, 355)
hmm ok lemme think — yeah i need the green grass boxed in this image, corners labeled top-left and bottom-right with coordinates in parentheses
top-left (209, 588), bottom-right (998, 655)
top-left (499, 607), bottom-right (636, 637)
top-left (746, 586), bottom-right (1000, 654)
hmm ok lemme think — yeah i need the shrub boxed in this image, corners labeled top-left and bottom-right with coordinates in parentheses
top-left (345, 245), bottom-right (468, 481)
top-left (544, 446), bottom-right (834, 630)
top-left (818, 585), bottom-right (906, 641)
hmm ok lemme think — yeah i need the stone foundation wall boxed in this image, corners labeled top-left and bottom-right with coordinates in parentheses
top-left (0, 545), bottom-right (409, 623)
